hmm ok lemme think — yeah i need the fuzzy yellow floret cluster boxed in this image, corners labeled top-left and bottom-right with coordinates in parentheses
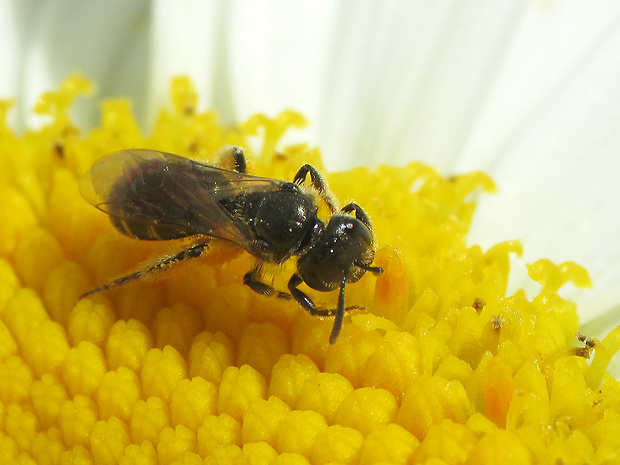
top-left (0, 75), bottom-right (619, 465)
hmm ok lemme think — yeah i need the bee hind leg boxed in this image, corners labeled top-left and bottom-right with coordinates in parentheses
top-left (81, 242), bottom-right (208, 298)
top-left (215, 145), bottom-right (247, 173)
top-left (230, 146), bottom-right (246, 173)
top-left (243, 266), bottom-right (291, 299)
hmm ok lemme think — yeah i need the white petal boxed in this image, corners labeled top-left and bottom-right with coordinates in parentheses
top-left (317, 0), bottom-right (530, 172)
top-left (455, 3), bottom-right (620, 328)
top-left (0, 1), bottom-right (30, 97)
top-left (18, 0), bottom-right (149, 128)
top-left (224, 0), bottom-right (339, 148)
top-left (225, 0), bottom-right (531, 170)
top-left (0, 0), bottom-right (38, 126)
top-left (148, 0), bottom-right (226, 123)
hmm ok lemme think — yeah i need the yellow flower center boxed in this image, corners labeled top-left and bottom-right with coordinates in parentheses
top-left (0, 75), bottom-right (618, 464)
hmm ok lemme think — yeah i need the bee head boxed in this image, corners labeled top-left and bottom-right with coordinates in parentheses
top-left (297, 213), bottom-right (377, 292)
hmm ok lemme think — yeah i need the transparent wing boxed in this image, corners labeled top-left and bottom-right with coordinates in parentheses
top-left (79, 149), bottom-right (284, 246)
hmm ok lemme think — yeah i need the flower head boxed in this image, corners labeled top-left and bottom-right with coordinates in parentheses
top-left (0, 76), bottom-right (619, 464)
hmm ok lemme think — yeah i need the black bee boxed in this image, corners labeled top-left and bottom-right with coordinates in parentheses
top-left (79, 147), bottom-right (384, 343)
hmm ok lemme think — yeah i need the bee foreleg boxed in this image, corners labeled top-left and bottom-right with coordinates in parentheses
top-left (243, 266), bottom-right (291, 299)
top-left (81, 242), bottom-right (208, 298)
top-left (293, 164), bottom-right (338, 213)
top-left (288, 273), bottom-right (321, 314)
top-left (341, 203), bottom-right (373, 233)
top-left (288, 273), bottom-right (365, 344)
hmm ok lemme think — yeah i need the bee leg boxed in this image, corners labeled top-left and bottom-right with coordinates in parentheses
top-left (230, 146), bottom-right (247, 173)
top-left (341, 203), bottom-right (373, 232)
top-left (293, 164), bottom-right (338, 213)
top-left (355, 260), bottom-right (384, 276)
top-left (81, 242), bottom-right (208, 298)
top-left (243, 266), bottom-right (291, 299)
top-left (288, 273), bottom-right (331, 317)
top-left (217, 145), bottom-right (247, 173)
top-left (288, 273), bottom-right (349, 344)
top-left (330, 276), bottom-right (348, 344)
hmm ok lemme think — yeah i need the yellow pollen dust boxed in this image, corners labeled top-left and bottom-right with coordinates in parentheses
top-left (0, 75), bottom-right (618, 464)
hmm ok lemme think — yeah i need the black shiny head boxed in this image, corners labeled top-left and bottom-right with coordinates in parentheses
top-left (295, 211), bottom-right (383, 343)
top-left (297, 214), bottom-right (375, 292)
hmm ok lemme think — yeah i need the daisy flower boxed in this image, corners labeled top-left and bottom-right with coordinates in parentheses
top-left (1, 1), bottom-right (619, 464)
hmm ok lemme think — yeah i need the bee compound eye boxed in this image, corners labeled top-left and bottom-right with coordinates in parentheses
top-left (316, 247), bottom-right (335, 264)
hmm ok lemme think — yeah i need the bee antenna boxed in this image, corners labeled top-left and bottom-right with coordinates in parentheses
top-left (330, 275), bottom-right (348, 344)
top-left (355, 260), bottom-right (384, 276)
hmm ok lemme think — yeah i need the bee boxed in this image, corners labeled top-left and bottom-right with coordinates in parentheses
top-left (79, 147), bottom-right (384, 343)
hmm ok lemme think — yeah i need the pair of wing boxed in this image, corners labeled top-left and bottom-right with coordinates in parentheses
top-left (79, 149), bottom-right (284, 249)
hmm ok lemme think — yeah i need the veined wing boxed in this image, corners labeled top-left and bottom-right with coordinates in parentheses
top-left (79, 149), bottom-right (284, 246)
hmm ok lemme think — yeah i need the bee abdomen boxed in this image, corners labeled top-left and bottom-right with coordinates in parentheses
top-left (111, 217), bottom-right (191, 240)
